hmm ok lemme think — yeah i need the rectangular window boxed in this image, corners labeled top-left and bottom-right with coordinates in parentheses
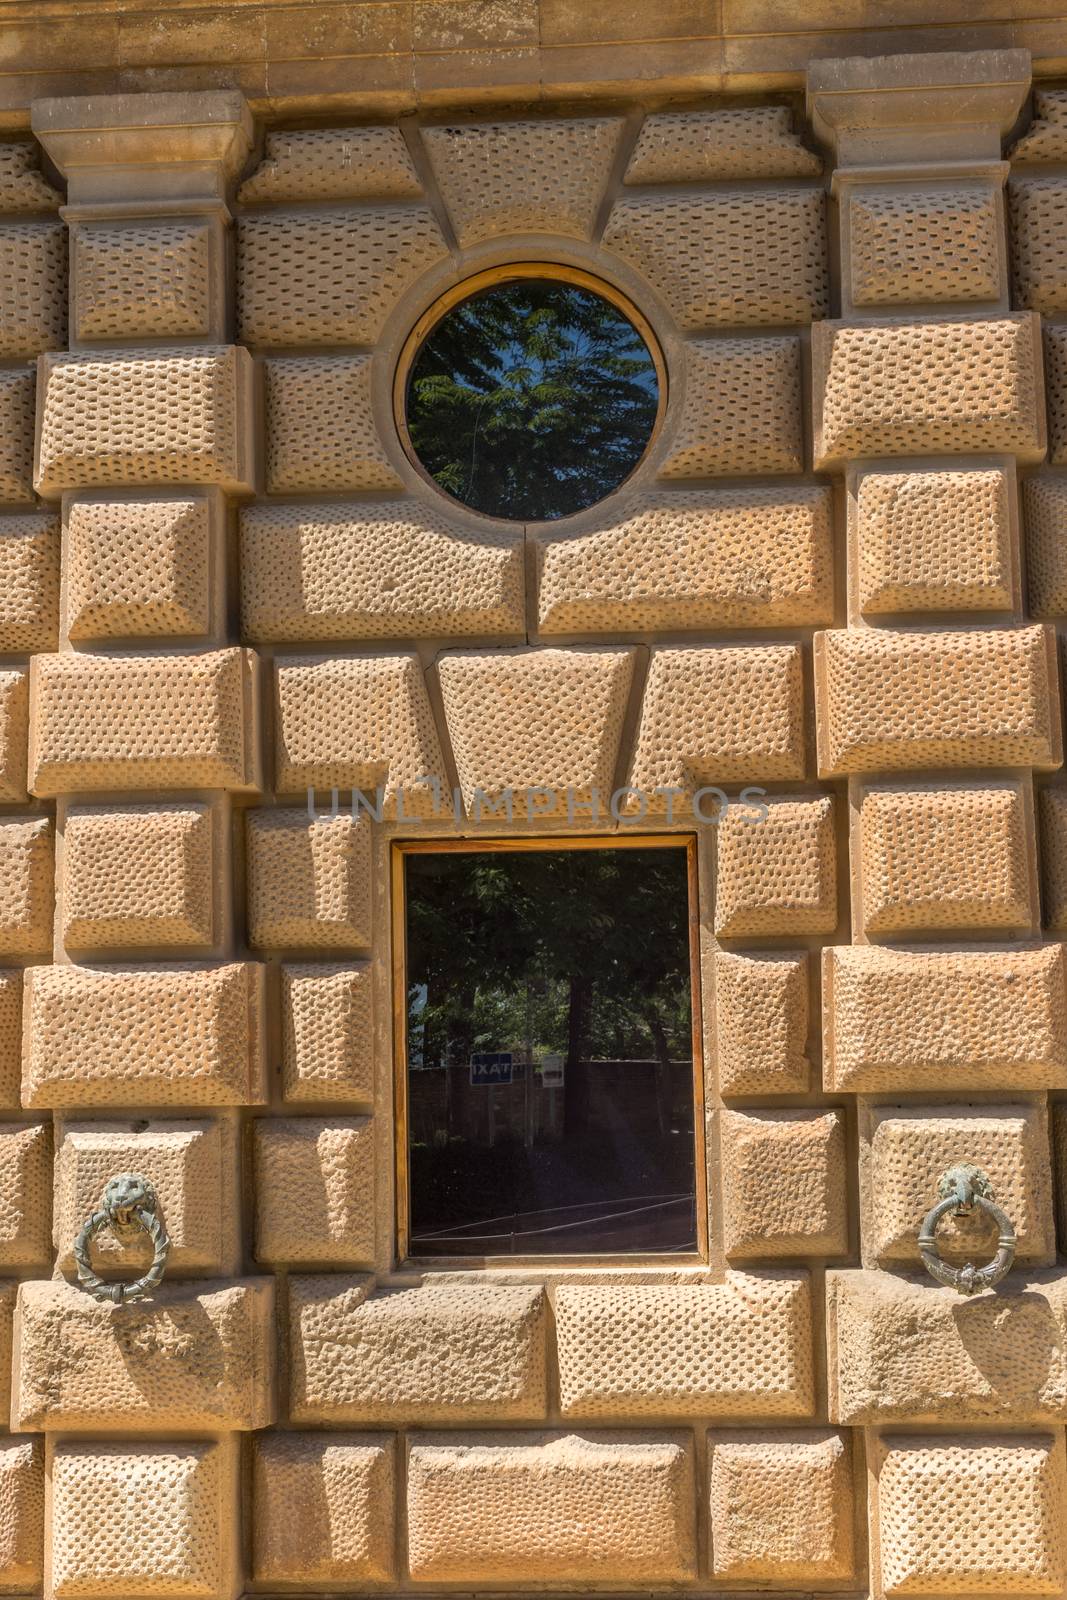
top-left (393, 837), bottom-right (704, 1259)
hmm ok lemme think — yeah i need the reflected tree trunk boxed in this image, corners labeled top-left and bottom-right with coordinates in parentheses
top-left (564, 973), bottom-right (592, 1140)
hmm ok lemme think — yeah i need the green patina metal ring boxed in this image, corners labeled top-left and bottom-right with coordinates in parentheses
top-left (72, 1173), bottom-right (171, 1305)
top-left (917, 1163), bottom-right (1015, 1297)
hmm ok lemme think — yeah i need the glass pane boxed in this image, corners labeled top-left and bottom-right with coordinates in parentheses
top-left (405, 277), bottom-right (660, 522)
top-left (404, 845), bottom-right (697, 1256)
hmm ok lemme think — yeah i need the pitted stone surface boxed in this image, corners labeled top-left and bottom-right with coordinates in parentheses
top-left (0, 970), bottom-right (20, 1108)
top-left (65, 498), bottom-right (211, 641)
top-left (1011, 178), bottom-right (1067, 312)
top-left (715, 796), bottom-right (837, 937)
top-left (253, 1433), bottom-right (396, 1582)
top-left (1026, 477), bottom-right (1067, 615)
top-left (849, 186), bottom-right (1001, 306)
top-left (0, 221), bottom-right (66, 356)
top-left (0, 1119), bottom-right (51, 1267)
top-left (246, 810), bottom-right (371, 950)
top-left (289, 1277), bottom-right (547, 1424)
top-left (254, 1117), bottom-right (374, 1266)
top-left (0, 670), bottom-right (28, 804)
top-left (239, 127), bottom-right (422, 202)
top-left (0, 1438), bottom-right (43, 1590)
top-left (1040, 787), bottom-right (1067, 929)
top-left (73, 222), bottom-right (211, 341)
top-left (0, 142), bottom-right (62, 211)
top-left (709, 1430), bottom-right (854, 1582)
top-left (63, 805), bottom-right (215, 952)
top-left (855, 467), bottom-right (1013, 614)
top-left (0, 815), bottom-right (53, 957)
top-left (0, 1282), bottom-right (13, 1424)
top-left (0, 513), bottom-right (59, 651)
top-left (626, 107), bottom-right (820, 182)
top-left (721, 1110), bottom-right (847, 1259)
top-left (264, 356), bottom-right (402, 493)
top-left (281, 962), bottom-right (373, 1104)
top-left (1044, 323), bottom-right (1067, 464)
top-left (0, 368), bottom-right (35, 503)
top-left (715, 951), bottom-right (810, 1096)
top-left (660, 337), bottom-right (802, 478)
top-left (1011, 91), bottom-right (1067, 161)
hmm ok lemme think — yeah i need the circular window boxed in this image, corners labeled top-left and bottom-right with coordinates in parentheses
top-left (397, 267), bottom-right (664, 521)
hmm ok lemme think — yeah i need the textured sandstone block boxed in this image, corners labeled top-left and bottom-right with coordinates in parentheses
top-left (62, 804), bottom-right (216, 952)
top-left (274, 653), bottom-right (445, 808)
top-left (715, 796), bottom-right (837, 937)
top-left (0, 671), bottom-right (27, 804)
top-left (406, 1432), bottom-right (696, 1583)
top-left (246, 811), bottom-right (371, 951)
top-left (13, 1278), bottom-right (275, 1432)
top-left (627, 645), bottom-right (806, 808)
top-left (814, 625), bottom-right (1060, 776)
top-left (0, 368), bottom-right (35, 502)
top-left (36, 346), bottom-right (254, 495)
top-left (253, 1433), bottom-right (395, 1583)
top-left (871, 1434), bottom-right (1067, 1598)
top-left (1053, 1107), bottom-right (1067, 1247)
top-left (626, 106), bottom-right (820, 182)
top-left (1010, 90), bottom-right (1067, 162)
top-left (0, 816), bottom-right (52, 956)
top-left (660, 338), bottom-right (802, 478)
top-left (1045, 324), bottom-right (1067, 464)
top-left (715, 951), bottom-right (810, 1096)
top-left (281, 962), bottom-right (373, 1104)
top-left (812, 315), bottom-right (1045, 467)
top-left (0, 1120), bottom-right (51, 1267)
top-left (860, 1103), bottom-right (1052, 1268)
top-left (0, 513), bottom-right (59, 650)
top-left (53, 1117), bottom-right (235, 1278)
top-left (65, 497), bottom-right (213, 640)
top-left (721, 1110), bottom-right (847, 1259)
top-left (241, 498), bottom-right (524, 641)
top-left (858, 782), bottom-right (1034, 935)
top-left (236, 208), bottom-right (447, 346)
top-left (72, 221), bottom-right (211, 341)
top-left (1011, 178), bottom-right (1067, 312)
top-left (0, 222), bottom-right (65, 356)
top-left (0, 970), bottom-right (20, 1108)
top-left (1043, 788), bottom-right (1067, 930)
top-left (424, 119), bottom-right (622, 243)
top-left (555, 1273), bottom-right (814, 1419)
top-left (0, 1282), bottom-right (12, 1423)
top-left (438, 647), bottom-right (636, 818)
top-left (830, 1268), bottom-right (1067, 1424)
top-left (289, 1277), bottom-right (547, 1424)
top-left (1026, 477), bottom-right (1067, 616)
top-left (264, 357), bottom-right (401, 494)
top-left (0, 1438), bottom-right (43, 1589)
top-left (848, 186), bottom-right (1001, 306)
top-left (239, 126), bottom-right (421, 202)
top-left (535, 487), bottom-right (833, 634)
top-left (29, 648), bottom-right (259, 795)
top-left (823, 943), bottom-right (1067, 1092)
top-left (604, 189), bottom-right (828, 328)
top-left (51, 1439), bottom-right (236, 1599)
top-left (709, 1430), bottom-right (854, 1583)
top-left (0, 142), bottom-right (61, 210)
top-left (254, 1117), bottom-right (373, 1266)
top-left (854, 466), bottom-right (1014, 615)
top-left (23, 962), bottom-right (264, 1108)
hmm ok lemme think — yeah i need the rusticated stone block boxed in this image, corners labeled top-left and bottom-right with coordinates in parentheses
top-left (281, 962), bottom-right (373, 1104)
top-left (274, 653), bottom-right (445, 809)
top-left (0, 1282), bottom-right (12, 1422)
top-left (721, 1110), bottom-right (847, 1259)
top-left (709, 1430), bottom-right (854, 1583)
top-left (858, 782), bottom-right (1034, 936)
top-left (289, 1277), bottom-right (547, 1424)
top-left (237, 208), bottom-right (447, 346)
top-left (626, 106), bottom-right (820, 182)
top-left (830, 1268), bottom-right (1067, 1424)
top-left (555, 1273), bottom-right (814, 1419)
top-left (13, 1278), bottom-right (275, 1432)
top-left (253, 1433), bottom-right (395, 1583)
top-left (871, 1433), bottom-right (1067, 1598)
top-left (407, 1432), bottom-right (696, 1583)
top-left (1026, 477), bottom-right (1067, 616)
top-left (0, 1120), bottom-right (51, 1267)
top-left (854, 466), bottom-right (1014, 615)
top-left (0, 142), bottom-right (61, 211)
top-left (264, 357), bottom-right (401, 494)
top-left (1045, 324), bottom-right (1067, 465)
top-left (0, 970), bottom-right (20, 1108)
top-left (1053, 1107), bottom-right (1067, 1246)
top-left (424, 118), bottom-right (622, 243)
top-left (0, 221), bottom-right (65, 357)
top-left (848, 186), bottom-right (1001, 307)
top-left (715, 796), bottom-right (837, 938)
top-left (1041, 788), bottom-right (1067, 930)
top-left (823, 943), bottom-right (1067, 1092)
top-left (239, 126), bottom-right (421, 203)
top-left (53, 1118), bottom-right (236, 1278)
top-left (535, 486), bottom-right (833, 634)
top-left (0, 671), bottom-right (27, 804)
top-left (241, 499), bottom-right (524, 641)
top-left (72, 221), bottom-right (211, 341)
top-left (51, 1438), bottom-right (237, 1600)
top-left (1011, 178), bottom-right (1067, 313)
top-left (62, 805), bottom-right (216, 953)
top-left (860, 1103), bottom-right (1052, 1269)
top-left (246, 811), bottom-right (371, 951)
top-left (814, 625), bottom-right (1060, 777)
top-left (36, 346), bottom-right (254, 495)
top-left (29, 648), bottom-right (259, 795)
top-left (604, 189), bottom-right (828, 329)
top-left (0, 1438), bottom-right (43, 1589)
top-left (438, 647), bottom-right (636, 819)
top-left (0, 816), bottom-right (53, 957)
top-left (23, 962), bottom-right (264, 1108)
top-left (1010, 90), bottom-right (1067, 162)
top-left (0, 369), bottom-right (35, 503)
top-left (65, 497), bottom-right (213, 641)
top-left (812, 315), bottom-right (1045, 468)
top-left (627, 645), bottom-right (806, 809)
top-left (254, 1117), bottom-right (373, 1266)
top-left (660, 338), bottom-right (802, 478)
top-left (0, 513), bottom-right (59, 651)
top-left (715, 951), bottom-right (810, 1096)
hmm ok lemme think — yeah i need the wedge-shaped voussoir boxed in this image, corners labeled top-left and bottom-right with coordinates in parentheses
top-left (709, 1430), bottom-right (855, 1584)
top-left (823, 944), bottom-right (1067, 1092)
top-left (406, 1431), bottom-right (696, 1584)
top-left (23, 962), bottom-right (265, 1108)
top-left (29, 648), bottom-right (259, 795)
top-left (554, 1272), bottom-right (814, 1419)
top-left (253, 1432), bottom-right (396, 1583)
top-left (13, 1277), bottom-right (275, 1431)
top-left (625, 106), bottom-right (821, 183)
top-left (0, 1438), bottom-right (43, 1590)
top-left (815, 625), bottom-right (1060, 776)
top-left (289, 1276), bottom-right (547, 1424)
